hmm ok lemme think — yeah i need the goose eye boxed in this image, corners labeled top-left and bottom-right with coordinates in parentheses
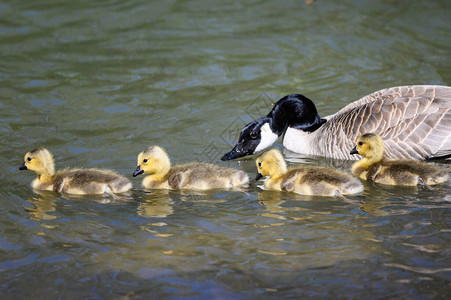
top-left (358, 142), bottom-right (363, 146)
top-left (27, 157), bottom-right (32, 161)
top-left (143, 159), bottom-right (148, 163)
top-left (258, 162), bottom-right (262, 167)
top-left (250, 131), bottom-right (258, 139)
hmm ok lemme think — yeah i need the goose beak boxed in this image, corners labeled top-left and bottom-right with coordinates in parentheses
top-left (350, 146), bottom-right (359, 155)
top-left (221, 144), bottom-right (243, 161)
top-left (133, 165), bottom-right (144, 177)
top-left (19, 162), bottom-right (27, 170)
top-left (255, 173), bottom-right (263, 181)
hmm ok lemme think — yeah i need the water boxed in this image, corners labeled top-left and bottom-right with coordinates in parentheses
top-left (1, 0), bottom-right (450, 298)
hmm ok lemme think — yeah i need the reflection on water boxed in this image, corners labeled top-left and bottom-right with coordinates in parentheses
top-left (137, 190), bottom-right (174, 218)
top-left (1, 0), bottom-right (450, 298)
top-left (254, 190), bottom-right (380, 269)
top-left (25, 191), bottom-right (58, 220)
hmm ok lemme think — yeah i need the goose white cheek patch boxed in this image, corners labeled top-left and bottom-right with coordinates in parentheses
top-left (254, 123), bottom-right (279, 153)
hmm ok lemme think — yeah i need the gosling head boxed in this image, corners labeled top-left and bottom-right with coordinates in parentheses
top-left (133, 145), bottom-right (171, 177)
top-left (19, 148), bottom-right (55, 176)
top-left (350, 133), bottom-right (384, 160)
top-left (255, 149), bottom-right (287, 181)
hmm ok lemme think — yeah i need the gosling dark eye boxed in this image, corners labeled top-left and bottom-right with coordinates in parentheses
top-left (258, 162), bottom-right (262, 167)
top-left (358, 142), bottom-right (363, 146)
top-left (143, 159), bottom-right (148, 163)
top-left (250, 131), bottom-right (258, 139)
top-left (27, 157), bottom-right (32, 161)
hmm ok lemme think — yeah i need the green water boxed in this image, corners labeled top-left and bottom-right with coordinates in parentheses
top-left (1, 0), bottom-right (450, 298)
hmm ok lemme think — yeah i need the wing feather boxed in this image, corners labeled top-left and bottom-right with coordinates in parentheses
top-left (318, 85), bottom-right (451, 159)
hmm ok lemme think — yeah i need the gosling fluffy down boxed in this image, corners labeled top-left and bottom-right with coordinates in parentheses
top-left (351, 133), bottom-right (449, 186)
top-left (133, 145), bottom-right (249, 190)
top-left (19, 148), bottom-right (132, 194)
top-left (255, 149), bottom-right (363, 196)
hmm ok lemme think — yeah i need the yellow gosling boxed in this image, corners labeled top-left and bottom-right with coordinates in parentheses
top-left (19, 148), bottom-right (132, 195)
top-left (133, 145), bottom-right (249, 190)
top-left (350, 133), bottom-right (449, 186)
top-left (255, 149), bottom-right (363, 196)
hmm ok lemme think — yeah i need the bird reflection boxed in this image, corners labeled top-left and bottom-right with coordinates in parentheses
top-left (137, 190), bottom-right (174, 218)
top-left (177, 189), bottom-right (230, 204)
top-left (257, 185), bottom-right (394, 218)
top-left (256, 189), bottom-right (319, 223)
top-left (358, 182), bottom-right (421, 216)
top-left (25, 189), bottom-right (135, 220)
top-left (257, 189), bottom-right (288, 214)
top-left (25, 190), bottom-right (59, 220)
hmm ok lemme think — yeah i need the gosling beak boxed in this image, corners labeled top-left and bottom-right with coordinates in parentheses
top-left (350, 146), bottom-right (359, 155)
top-left (255, 173), bottom-right (263, 181)
top-left (133, 165), bottom-right (144, 177)
top-left (19, 162), bottom-right (27, 170)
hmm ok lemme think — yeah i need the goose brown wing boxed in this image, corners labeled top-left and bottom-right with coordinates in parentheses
top-left (326, 85), bottom-right (451, 159)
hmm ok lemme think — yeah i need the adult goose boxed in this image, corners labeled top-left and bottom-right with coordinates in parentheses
top-left (221, 85), bottom-right (451, 161)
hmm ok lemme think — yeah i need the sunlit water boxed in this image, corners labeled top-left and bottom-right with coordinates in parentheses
top-left (1, 0), bottom-right (450, 298)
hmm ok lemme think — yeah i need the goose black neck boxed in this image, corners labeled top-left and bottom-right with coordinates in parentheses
top-left (266, 94), bottom-right (326, 135)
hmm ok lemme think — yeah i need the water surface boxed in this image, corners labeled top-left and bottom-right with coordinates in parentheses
top-left (1, 0), bottom-right (450, 298)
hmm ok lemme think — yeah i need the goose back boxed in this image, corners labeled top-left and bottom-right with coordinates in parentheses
top-left (308, 85), bottom-right (451, 160)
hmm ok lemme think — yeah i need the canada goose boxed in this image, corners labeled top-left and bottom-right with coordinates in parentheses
top-left (222, 85), bottom-right (451, 161)
top-left (350, 133), bottom-right (449, 186)
top-left (19, 148), bottom-right (132, 194)
top-left (255, 149), bottom-right (363, 196)
top-left (133, 145), bottom-right (249, 190)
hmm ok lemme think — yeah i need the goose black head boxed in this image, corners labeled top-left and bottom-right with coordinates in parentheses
top-left (267, 94), bottom-right (326, 132)
top-left (221, 117), bottom-right (278, 161)
top-left (221, 94), bottom-right (326, 161)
